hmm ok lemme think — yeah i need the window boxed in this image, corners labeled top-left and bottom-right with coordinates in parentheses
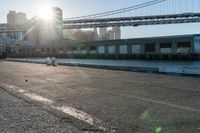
top-left (177, 42), bottom-right (190, 53)
top-left (119, 45), bottom-right (128, 54)
top-left (160, 43), bottom-right (171, 48)
top-left (145, 43), bottom-right (155, 52)
top-left (132, 44), bottom-right (141, 53)
top-left (98, 46), bottom-right (105, 54)
top-left (108, 45), bottom-right (115, 54)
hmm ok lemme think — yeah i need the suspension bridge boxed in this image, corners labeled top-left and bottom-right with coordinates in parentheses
top-left (0, 0), bottom-right (200, 32)
top-left (63, 13), bottom-right (200, 29)
top-left (63, 0), bottom-right (200, 28)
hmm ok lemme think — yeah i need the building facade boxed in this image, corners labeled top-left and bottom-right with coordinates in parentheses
top-left (7, 11), bottom-right (26, 26)
top-left (0, 38), bottom-right (5, 57)
top-left (8, 34), bottom-right (200, 59)
top-left (112, 27), bottom-right (121, 40)
top-left (99, 27), bottom-right (107, 40)
top-left (51, 7), bottom-right (63, 41)
top-left (6, 11), bottom-right (27, 46)
top-left (99, 27), bottom-right (121, 40)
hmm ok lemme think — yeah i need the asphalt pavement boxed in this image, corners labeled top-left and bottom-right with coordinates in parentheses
top-left (0, 61), bottom-right (200, 133)
top-left (0, 88), bottom-right (81, 133)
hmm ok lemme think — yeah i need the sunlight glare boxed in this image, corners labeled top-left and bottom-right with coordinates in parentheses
top-left (36, 4), bottom-right (53, 21)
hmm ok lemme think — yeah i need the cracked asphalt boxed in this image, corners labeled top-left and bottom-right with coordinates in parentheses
top-left (0, 61), bottom-right (200, 133)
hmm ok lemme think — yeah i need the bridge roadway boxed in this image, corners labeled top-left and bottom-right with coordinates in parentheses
top-left (0, 13), bottom-right (200, 32)
top-left (0, 61), bottom-right (200, 132)
top-left (63, 13), bottom-right (200, 29)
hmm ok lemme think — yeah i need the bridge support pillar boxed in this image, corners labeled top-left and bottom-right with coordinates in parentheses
top-left (141, 44), bottom-right (145, 54)
top-left (127, 44), bottom-right (132, 57)
top-left (172, 40), bottom-right (177, 54)
top-left (115, 44), bottom-right (120, 59)
top-left (105, 45), bottom-right (109, 55)
top-left (155, 42), bottom-right (160, 54)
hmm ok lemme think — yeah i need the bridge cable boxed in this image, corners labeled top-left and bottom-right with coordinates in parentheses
top-left (64, 0), bottom-right (169, 20)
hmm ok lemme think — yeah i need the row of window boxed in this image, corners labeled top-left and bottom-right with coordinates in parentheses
top-left (13, 41), bottom-right (198, 55)
top-left (98, 42), bottom-right (191, 54)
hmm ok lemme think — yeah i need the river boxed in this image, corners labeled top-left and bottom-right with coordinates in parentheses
top-left (6, 58), bottom-right (200, 75)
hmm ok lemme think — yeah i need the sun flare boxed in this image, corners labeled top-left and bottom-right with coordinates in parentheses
top-left (36, 5), bottom-right (53, 21)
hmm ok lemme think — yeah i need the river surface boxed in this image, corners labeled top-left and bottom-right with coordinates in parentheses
top-left (6, 58), bottom-right (200, 75)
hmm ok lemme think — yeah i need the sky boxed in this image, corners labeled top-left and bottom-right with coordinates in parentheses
top-left (0, 0), bottom-right (200, 39)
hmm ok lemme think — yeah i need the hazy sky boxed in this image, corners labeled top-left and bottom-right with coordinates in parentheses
top-left (0, 0), bottom-right (200, 38)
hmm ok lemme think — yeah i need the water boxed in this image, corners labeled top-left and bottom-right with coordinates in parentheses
top-left (6, 58), bottom-right (200, 75)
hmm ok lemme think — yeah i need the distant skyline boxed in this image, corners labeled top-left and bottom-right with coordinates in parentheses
top-left (1, 0), bottom-right (200, 39)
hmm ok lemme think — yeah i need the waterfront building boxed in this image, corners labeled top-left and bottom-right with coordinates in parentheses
top-left (8, 34), bottom-right (200, 59)
top-left (0, 39), bottom-right (5, 57)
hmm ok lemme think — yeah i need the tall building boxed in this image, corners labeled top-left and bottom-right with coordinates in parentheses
top-left (7, 11), bottom-right (26, 26)
top-left (99, 27), bottom-right (107, 40)
top-left (51, 7), bottom-right (63, 41)
top-left (6, 11), bottom-right (27, 46)
top-left (94, 28), bottom-right (99, 40)
top-left (108, 30), bottom-right (115, 40)
top-left (7, 11), bottom-right (16, 26)
top-left (99, 27), bottom-right (121, 40)
top-left (112, 27), bottom-right (121, 40)
top-left (15, 12), bottom-right (26, 25)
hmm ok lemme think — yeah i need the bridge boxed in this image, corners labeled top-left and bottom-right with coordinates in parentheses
top-left (62, 0), bottom-right (200, 28)
top-left (0, 0), bottom-right (200, 32)
top-left (63, 13), bottom-right (200, 29)
top-left (1, 13), bottom-right (200, 31)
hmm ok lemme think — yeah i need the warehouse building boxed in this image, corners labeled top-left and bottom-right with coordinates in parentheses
top-left (7, 34), bottom-right (200, 59)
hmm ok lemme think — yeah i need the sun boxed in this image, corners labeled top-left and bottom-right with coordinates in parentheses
top-left (36, 5), bottom-right (53, 21)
